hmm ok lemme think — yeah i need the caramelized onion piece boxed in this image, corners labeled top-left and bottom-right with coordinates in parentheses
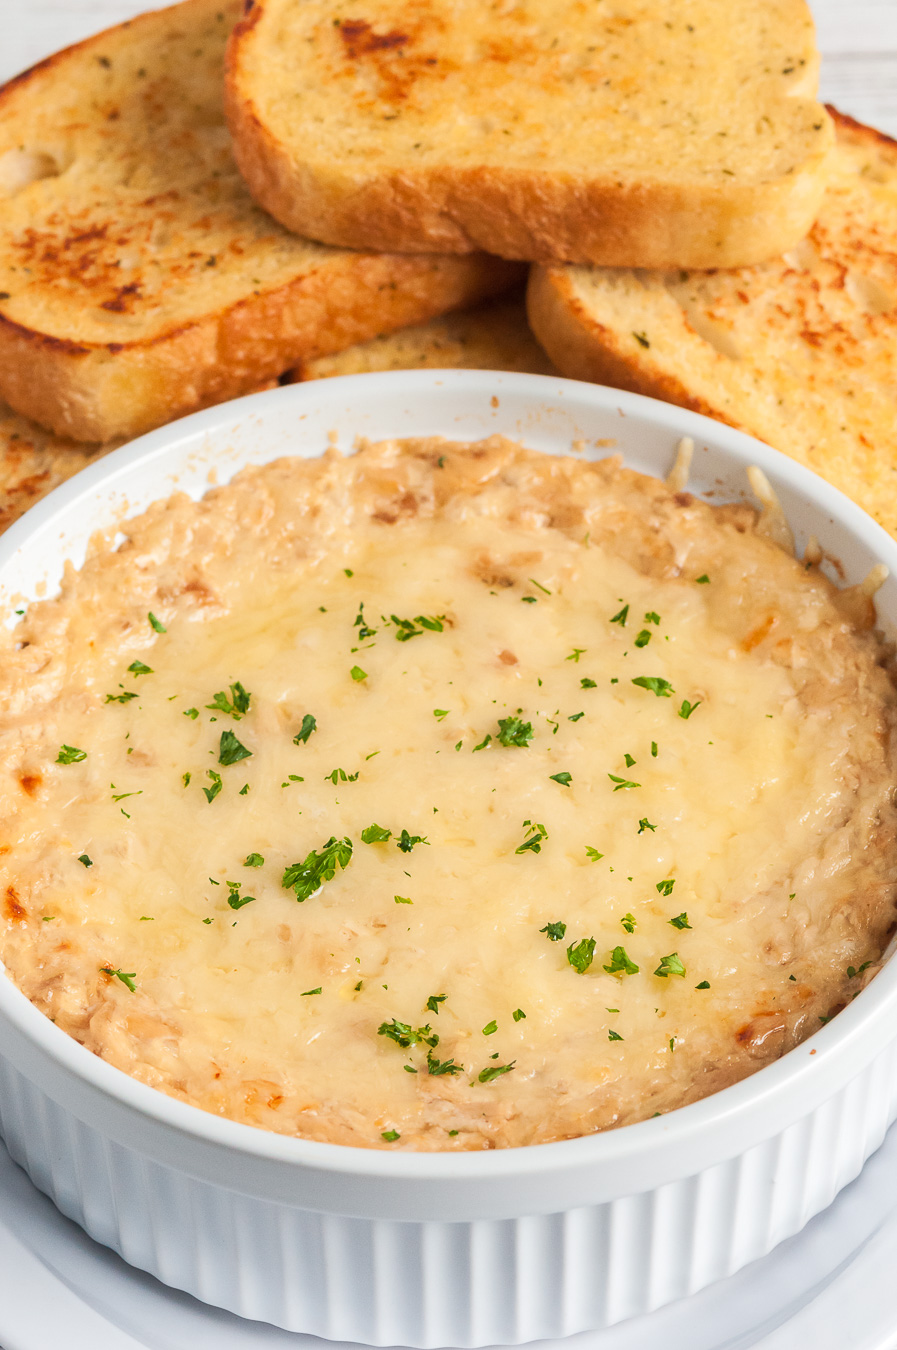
top-left (666, 437), bottom-right (694, 493)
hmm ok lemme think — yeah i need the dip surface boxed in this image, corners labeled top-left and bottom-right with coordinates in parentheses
top-left (1, 435), bottom-right (896, 1149)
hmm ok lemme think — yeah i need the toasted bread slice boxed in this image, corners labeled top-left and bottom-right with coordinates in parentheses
top-left (292, 292), bottom-right (556, 380)
top-left (528, 110), bottom-right (897, 539)
top-left (225, 0), bottom-right (833, 270)
top-left (0, 404), bottom-right (113, 534)
top-left (0, 0), bottom-right (519, 444)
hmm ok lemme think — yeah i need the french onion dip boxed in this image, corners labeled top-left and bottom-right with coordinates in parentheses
top-left (1, 435), bottom-right (896, 1150)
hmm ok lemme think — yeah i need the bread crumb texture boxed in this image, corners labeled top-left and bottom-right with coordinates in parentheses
top-left (2, 437), bottom-right (896, 1150)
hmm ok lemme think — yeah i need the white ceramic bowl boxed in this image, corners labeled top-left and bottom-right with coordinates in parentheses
top-left (1, 370), bottom-right (897, 1348)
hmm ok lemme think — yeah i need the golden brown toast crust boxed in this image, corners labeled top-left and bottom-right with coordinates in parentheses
top-left (226, 0), bottom-right (833, 268)
top-left (0, 0), bottom-right (519, 443)
top-left (528, 108), bottom-right (897, 538)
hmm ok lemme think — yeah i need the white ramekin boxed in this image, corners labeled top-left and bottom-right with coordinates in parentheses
top-left (1, 371), bottom-right (896, 1348)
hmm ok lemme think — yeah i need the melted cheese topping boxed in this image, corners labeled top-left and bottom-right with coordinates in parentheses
top-left (1, 437), bottom-right (896, 1150)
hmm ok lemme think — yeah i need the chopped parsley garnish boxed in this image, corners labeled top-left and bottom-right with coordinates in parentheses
top-left (566, 648), bottom-right (586, 663)
top-left (105, 690), bottom-right (139, 703)
top-left (516, 819), bottom-right (548, 854)
top-left (389, 613), bottom-right (446, 642)
top-left (581, 677), bottom-right (597, 689)
top-left (344, 568), bottom-right (353, 577)
top-left (651, 741), bottom-right (658, 757)
top-left (397, 829), bottom-right (428, 853)
top-left (634, 630), bottom-right (652, 648)
top-left (624, 753), bottom-right (636, 767)
top-left (127, 660), bottom-right (153, 677)
top-left (381, 1130), bottom-right (400, 1142)
top-left (513, 1008), bottom-right (526, 1021)
top-left (603, 946), bottom-right (639, 977)
top-left (568, 711), bottom-right (585, 722)
top-left (608, 1029), bottom-right (624, 1041)
top-left (478, 1061), bottom-right (516, 1083)
top-left (695, 980), bottom-right (711, 990)
top-left (362, 823), bottom-right (392, 844)
top-left (472, 734), bottom-right (492, 751)
top-left (482, 1020), bottom-right (498, 1035)
top-left (56, 744), bottom-right (87, 764)
top-left (428, 1051), bottom-right (464, 1076)
top-left (610, 605), bottom-right (629, 626)
top-left (78, 854), bottom-right (93, 867)
top-left (847, 961), bottom-right (873, 979)
top-left (549, 772), bottom-right (572, 786)
top-left (541, 921), bottom-right (567, 942)
top-left (678, 700), bottom-right (701, 720)
top-left (350, 665), bottom-right (368, 682)
top-left (244, 852), bottom-right (264, 867)
top-left (426, 994), bottom-right (447, 1014)
top-left (644, 612), bottom-right (661, 625)
top-left (433, 708), bottom-right (449, 720)
top-left (353, 603), bottom-right (377, 640)
top-left (301, 987), bottom-right (322, 996)
top-left (696, 574), bottom-right (710, 584)
top-left (226, 884), bottom-right (256, 910)
top-left (620, 913), bottom-right (636, 934)
top-left (377, 1019), bottom-right (438, 1049)
top-left (632, 676), bottom-right (674, 698)
top-left (282, 836), bottom-right (353, 902)
top-left (522, 596), bottom-right (538, 604)
top-left (567, 937), bottom-right (596, 973)
top-left (528, 578), bottom-right (551, 595)
top-left (206, 681), bottom-right (250, 720)
top-left (638, 818), bottom-right (656, 834)
top-left (325, 767), bottom-right (359, 783)
top-left (239, 783), bottom-right (250, 795)
top-left (608, 773), bottom-right (640, 790)
top-left (655, 952), bottom-right (686, 978)
top-left (293, 714), bottom-right (317, 744)
top-left (148, 612), bottom-right (166, 633)
top-left (656, 879), bottom-right (675, 896)
top-left (394, 895), bottom-right (413, 905)
top-left (219, 729), bottom-right (252, 765)
top-left (184, 707), bottom-right (199, 719)
top-left (585, 846), bottom-right (604, 861)
top-left (182, 772), bottom-right (192, 787)
top-left (669, 912), bottom-right (691, 930)
top-left (497, 716), bottom-right (533, 747)
top-left (102, 967), bottom-right (136, 992)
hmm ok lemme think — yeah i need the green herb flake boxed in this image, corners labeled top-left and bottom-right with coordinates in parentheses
top-left (585, 846), bottom-right (604, 861)
top-left (482, 1020), bottom-right (498, 1035)
top-left (433, 708), bottom-right (449, 720)
top-left (656, 879), bottom-right (675, 896)
top-left (529, 578), bottom-right (551, 595)
top-left (521, 596), bottom-right (538, 604)
top-left (397, 829), bottom-right (428, 853)
top-left (127, 660), bottom-right (153, 677)
top-left (362, 823), bottom-right (392, 845)
top-left (301, 987), bottom-right (322, 996)
top-left (581, 677), bottom-right (598, 689)
top-left (293, 714), bottom-right (317, 745)
top-left (632, 676), bottom-right (674, 698)
top-left (696, 574), bottom-right (710, 584)
top-left (567, 936), bottom-right (597, 974)
top-left (244, 852), bottom-right (264, 868)
top-left (218, 729), bottom-right (252, 766)
top-left (325, 767), bottom-right (359, 784)
top-left (378, 1019), bottom-right (438, 1049)
top-left (350, 665), bottom-right (368, 682)
top-left (541, 921), bottom-right (567, 942)
top-left (620, 913), bottom-right (636, 934)
top-left (512, 1008), bottom-right (526, 1021)
top-left (182, 772), bottom-right (192, 788)
top-left (203, 769), bottom-right (223, 803)
top-left (78, 853), bottom-right (93, 867)
top-left (207, 682), bottom-right (251, 720)
top-left (638, 818), bottom-right (656, 834)
top-left (603, 946), bottom-right (639, 977)
top-left (567, 712), bottom-right (585, 723)
top-left (105, 689), bottom-right (139, 704)
top-left (655, 952), bottom-right (686, 978)
top-left (478, 1061), bottom-right (516, 1083)
top-left (847, 961), bottom-right (873, 979)
top-left (610, 605), bottom-right (629, 626)
top-left (394, 894), bottom-right (413, 905)
top-left (102, 966), bottom-right (136, 992)
top-left (426, 994), bottom-right (447, 1014)
top-left (344, 568), bottom-right (354, 577)
top-left (634, 629), bottom-right (652, 648)
top-left (381, 1129), bottom-right (400, 1141)
top-left (566, 648), bottom-right (586, 663)
top-left (696, 980), bottom-right (711, 989)
top-left (56, 744), bottom-right (87, 764)
top-left (608, 1029), bottom-right (624, 1042)
top-left (148, 612), bottom-right (166, 633)
top-left (227, 886), bottom-right (256, 911)
top-left (184, 707), bottom-right (199, 719)
top-left (548, 772), bottom-right (572, 789)
top-left (426, 1050), bottom-right (464, 1076)
top-left (516, 819), bottom-right (548, 854)
top-left (239, 784), bottom-right (250, 795)
top-left (678, 700), bottom-right (701, 720)
top-left (669, 912), bottom-right (691, 930)
top-left (497, 716), bottom-right (533, 747)
top-left (633, 331), bottom-right (650, 348)
top-left (472, 734), bottom-right (492, 752)
top-left (608, 773), bottom-right (640, 791)
top-left (282, 836), bottom-right (353, 902)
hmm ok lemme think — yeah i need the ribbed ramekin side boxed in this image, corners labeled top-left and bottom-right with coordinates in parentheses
top-left (3, 1043), bottom-right (897, 1347)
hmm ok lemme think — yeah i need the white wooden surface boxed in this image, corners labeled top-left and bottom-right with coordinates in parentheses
top-left (1, 0), bottom-right (897, 137)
